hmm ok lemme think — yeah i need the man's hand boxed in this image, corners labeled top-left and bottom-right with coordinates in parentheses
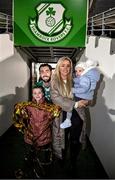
top-left (78, 100), bottom-right (88, 108)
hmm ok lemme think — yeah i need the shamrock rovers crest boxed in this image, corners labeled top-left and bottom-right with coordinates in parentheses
top-left (29, 3), bottom-right (72, 43)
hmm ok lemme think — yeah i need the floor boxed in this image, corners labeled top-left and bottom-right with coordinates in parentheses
top-left (0, 125), bottom-right (109, 179)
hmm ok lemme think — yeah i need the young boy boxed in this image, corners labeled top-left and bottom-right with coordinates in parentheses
top-left (13, 85), bottom-right (60, 149)
top-left (60, 59), bottom-right (100, 129)
top-left (13, 85), bottom-right (61, 177)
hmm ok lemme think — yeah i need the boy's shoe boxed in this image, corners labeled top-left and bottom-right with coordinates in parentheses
top-left (60, 119), bottom-right (72, 129)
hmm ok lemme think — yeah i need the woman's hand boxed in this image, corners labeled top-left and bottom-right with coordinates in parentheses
top-left (78, 100), bottom-right (88, 108)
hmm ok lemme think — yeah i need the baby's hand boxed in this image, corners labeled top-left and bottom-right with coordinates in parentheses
top-left (78, 100), bottom-right (88, 108)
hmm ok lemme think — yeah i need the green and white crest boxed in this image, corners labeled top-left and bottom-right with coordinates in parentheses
top-left (29, 3), bottom-right (72, 43)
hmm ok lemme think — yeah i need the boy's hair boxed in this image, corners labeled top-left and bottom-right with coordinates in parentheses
top-left (39, 63), bottom-right (52, 71)
top-left (32, 85), bottom-right (45, 97)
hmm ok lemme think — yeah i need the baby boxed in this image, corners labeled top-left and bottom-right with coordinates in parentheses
top-left (60, 59), bottom-right (100, 129)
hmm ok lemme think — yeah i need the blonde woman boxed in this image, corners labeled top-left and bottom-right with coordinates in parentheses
top-left (50, 56), bottom-right (88, 170)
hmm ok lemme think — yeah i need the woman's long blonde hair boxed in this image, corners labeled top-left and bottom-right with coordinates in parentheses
top-left (54, 56), bottom-right (73, 98)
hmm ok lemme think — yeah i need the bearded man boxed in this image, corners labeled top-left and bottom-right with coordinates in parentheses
top-left (35, 63), bottom-right (52, 102)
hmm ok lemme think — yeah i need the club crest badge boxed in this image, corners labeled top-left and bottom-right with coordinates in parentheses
top-left (29, 3), bottom-right (72, 43)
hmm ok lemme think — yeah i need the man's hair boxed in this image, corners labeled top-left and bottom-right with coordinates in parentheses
top-left (39, 63), bottom-right (52, 71)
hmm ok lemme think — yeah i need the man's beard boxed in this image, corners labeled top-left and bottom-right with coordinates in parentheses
top-left (41, 76), bottom-right (51, 83)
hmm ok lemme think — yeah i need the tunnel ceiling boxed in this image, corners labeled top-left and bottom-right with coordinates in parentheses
top-left (20, 46), bottom-right (84, 63)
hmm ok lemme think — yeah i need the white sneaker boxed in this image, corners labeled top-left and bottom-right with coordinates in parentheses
top-left (60, 119), bottom-right (72, 129)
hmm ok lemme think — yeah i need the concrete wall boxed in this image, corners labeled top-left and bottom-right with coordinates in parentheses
top-left (84, 36), bottom-right (115, 178)
top-left (0, 34), bottom-right (30, 136)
